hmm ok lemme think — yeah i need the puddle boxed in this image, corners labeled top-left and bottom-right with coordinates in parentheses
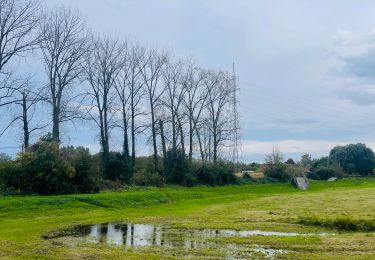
top-left (45, 223), bottom-right (333, 258)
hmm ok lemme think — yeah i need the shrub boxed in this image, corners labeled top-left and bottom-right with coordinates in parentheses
top-left (246, 162), bottom-right (260, 171)
top-left (264, 163), bottom-right (289, 182)
top-left (180, 170), bottom-right (199, 187)
top-left (105, 152), bottom-right (132, 183)
top-left (0, 175), bottom-right (5, 193)
top-left (194, 163), bottom-right (237, 186)
top-left (132, 170), bottom-right (166, 187)
top-left (0, 153), bottom-right (11, 164)
top-left (164, 148), bottom-right (189, 184)
top-left (163, 149), bottom-right (237, 187)
top-left (134, 155), bottom-right (163, 175)
top-left (264, 164), bottom-right (304, 182)
top-left (306, 171), bottom-right (320, 180)
top-left (308, 167), bottom-right (335, 180)
top-left (285, 158), bottom-right (296, 164)
top-left (99, 179), bottom-right (125, 191)
top-left (0, 141), bottom-right (75, 195)
top-left (311, 156), bottom-right (329, 169)
top-left (308, 166), bottom-right (344, 180)
top-left (286, 165), bottom-right (305, 178)
top-left (61, 146), bottom-right (100, 193)
top-left (0, 160), bottom-right (21, 193)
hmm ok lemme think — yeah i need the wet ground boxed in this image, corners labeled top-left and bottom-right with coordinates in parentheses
top-left (44, 222), bottom-right (335, 259)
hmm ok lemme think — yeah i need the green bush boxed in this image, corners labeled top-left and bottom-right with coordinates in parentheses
top-left (0, 153), bottom-right (11, 164)
top-left (264, 164), bottom-right (289, 182)
top-left (194, 163), bottom-right (237, 186)
top-left (164, 148), bottom-right (189, 184)
top-left (0, 176), bottom-right (4, 193)
top-left (308, 166), bottom-right (344, 180)
top-left (99, 179), bottom-right (126, 191)
top-left (0, 141), bottom-right (75, 195)
top-left (311, 156), bottom-right (329, 169)
top-left (132, 170), bottom-right (166, 187)
top-left (163, 149), bottom-right (238, 187)
top-left (106, 152), bottom-right (132, 183)
top-left (264, 164), bottom-right (304, 182)
top-left (61, 146), bottom-right (100, 193)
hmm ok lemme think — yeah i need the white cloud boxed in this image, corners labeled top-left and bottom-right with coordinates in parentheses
top-left (242, 139), bottom-right (375, 157)
top-left (335, 30), bottom-right (375, 57)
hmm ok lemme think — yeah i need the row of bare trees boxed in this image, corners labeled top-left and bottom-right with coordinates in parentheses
top-left (0, 0), bottom-right (238, 175)
top-left (0, 0), bottom-right (42, 150)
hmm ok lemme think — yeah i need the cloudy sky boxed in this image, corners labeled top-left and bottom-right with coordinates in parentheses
top-left (2, 0), bottom-right (375, 162)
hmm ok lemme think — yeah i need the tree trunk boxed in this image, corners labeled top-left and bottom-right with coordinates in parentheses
top-left (98, 108), bottom-right (109, 177)
top-left (178, 119), bottom-right (185, 156)
top-left (188, 116), bottom-right (193, 163)
top-left (103, 95), bottom-right (110, 164)
top-left (131, 96), bottom-right (136, 171)
top-left (213, 129), bottom-right (217, 164)
top-left (122, 106), bottom-right (129, 158)
top-left (52, 103), bottom-right (60, 143)
top-left (208, 134), bottom-right (212, 162)
top-left (123, 129), bottom-right (129, 158)
top-left (195, 127), bottom-right (205, 162)
top-left (171, 112), bottom-right (176, 151)
top-left (159, 119), bottom-right (167, 170)
top-left (150, 102), bottom-right (158, 172)
top-left (22, 92), bottom-right (29, 149)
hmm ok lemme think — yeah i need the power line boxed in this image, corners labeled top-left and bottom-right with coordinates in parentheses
top-left (0, 146), bottom-right (19, 150)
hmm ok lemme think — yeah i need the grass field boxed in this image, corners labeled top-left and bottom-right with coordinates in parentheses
top-left (0, 178), bottom-right (374, 259)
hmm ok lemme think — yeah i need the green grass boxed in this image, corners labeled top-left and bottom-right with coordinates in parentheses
top-left (0, 178), bottom-right (374, 259)
top-left (298, 217), bottom-right (375, 231)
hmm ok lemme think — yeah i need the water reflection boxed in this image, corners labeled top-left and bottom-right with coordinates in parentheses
top-left (81, 223), bottom-right (208, 249)
top-left (83, 223), bottom-right (158, 247)
top-left (46, 223), bottom-right (337, 258)
top-left (61, 222), bottom-right (331, 249)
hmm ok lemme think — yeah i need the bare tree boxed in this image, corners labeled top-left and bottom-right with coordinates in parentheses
top-left (181, 62), bottom-right (207, 162)
top-left (140, 49), bottom-right (167, 172)
top-left (39, 7), bottom-right (88, 143)
top-left (161, 59), bottom-right (185, 153)
top-left (85, 36), bottom-right (124, 176)
top-left (127, 44), bottom-right (146, 170)
top-left (0, 0), bottom-right (40, 126)
top-left (0, 0), bottom-right (40, 72)
top-left (1, 80), bottom-right (48, 149)
top-left (265, 147), bottom-right (284, 165)
top-left (114, 41), bottom-right (130, 158)
top-left (114, 42), bottom-right (146, 170)
top-left (0, 73), bottom-right (15, 108)
top-left (195, 118), bottom-right (212, 162)
top-left (17, 89), bottom-right (47, 149)
top-left (204, 70), bottom-right (234, 163)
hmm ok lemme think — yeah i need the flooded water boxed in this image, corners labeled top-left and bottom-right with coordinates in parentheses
top-left (45, 223), bottom-right (333, 259)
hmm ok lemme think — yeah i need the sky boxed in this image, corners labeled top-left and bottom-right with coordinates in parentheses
top-left (2, 0), bottom-right (375, 162)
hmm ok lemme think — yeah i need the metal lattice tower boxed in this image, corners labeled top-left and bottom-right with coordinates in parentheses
top-left (232, 63), bottom-right (241, 165)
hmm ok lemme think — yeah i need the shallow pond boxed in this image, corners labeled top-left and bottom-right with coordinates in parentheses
top-left (45, 223), bottom-right (334, 259)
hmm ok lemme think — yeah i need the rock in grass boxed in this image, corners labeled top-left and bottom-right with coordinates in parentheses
top-left (291, 176), bottom-right (309, 190)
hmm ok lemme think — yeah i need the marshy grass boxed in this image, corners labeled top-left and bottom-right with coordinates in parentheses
top-left (298, 217), bottom-right (375, 231)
